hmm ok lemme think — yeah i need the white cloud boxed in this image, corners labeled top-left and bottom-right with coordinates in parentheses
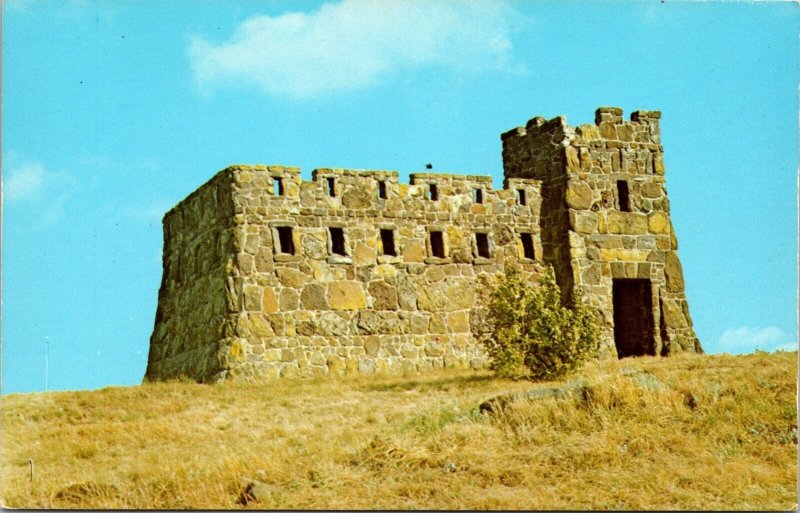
top-left (5, 163), bottom-right (46, 202)
top-left (189, 0), bottom-right (524, 99)
top-left (3, 158), bottom-right (77, 226)
top-left (718, 326), bottom-right (795, 354)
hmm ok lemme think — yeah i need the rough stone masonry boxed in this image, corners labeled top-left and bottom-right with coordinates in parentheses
top-left (144, 107), bottom-right (701, 383)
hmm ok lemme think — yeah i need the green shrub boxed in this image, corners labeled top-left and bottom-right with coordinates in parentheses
top-left (480, 266), bottom-right (600, 380)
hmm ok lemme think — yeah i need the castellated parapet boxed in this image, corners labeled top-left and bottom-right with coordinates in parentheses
top-left (145, 107), bottom-right (701, 383)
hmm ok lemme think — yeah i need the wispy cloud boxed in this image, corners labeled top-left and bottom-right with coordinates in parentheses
top-left (3, 158), bottom-right (77, 226)
top-left (5, 162), bottom-right (46, 202)
top-left (189, 0), bottom-right (525, 99)
top-left (718, 326), bottom-right (796, 354)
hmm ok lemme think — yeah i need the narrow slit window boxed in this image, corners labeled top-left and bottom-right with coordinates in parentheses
top-left (428, 184), bottom-right (438, 201)
top-left (473, 188), bottom-right (483, 204)
top-left (380, 229), bottom-right (396, 256)
top-left (430, 231), bottom-right (445, 258)
top-left (329, 227), bottom-right (346, 256)
top-left (378, 180), bottom-right (387, 199)
top-left (273, 178), bottom-right (284, 196)
top-left (521, 233), bottom-right (535, 260)
top-left (617, 180), bottom-right (630, 212)
top-left (277, 227), bottom-right (295, 255)
top-left (517, 188), bottom-right (526, 205)
top-left (327, 177), bottom-right (336, 197)
top-left (475, 233), bottom-right (490, 258)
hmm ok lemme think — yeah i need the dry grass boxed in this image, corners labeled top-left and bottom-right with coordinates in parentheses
top-left (1, 351), bottom-right (796, 509)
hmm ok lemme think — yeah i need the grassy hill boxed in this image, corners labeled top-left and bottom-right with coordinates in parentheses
top-left (1, 351), bottom-right (796, 509)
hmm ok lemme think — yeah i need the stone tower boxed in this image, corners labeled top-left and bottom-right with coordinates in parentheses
top-left (502, 107), bottom-right (701, 358)
top-left (144, 106), bottom-right (700, 384)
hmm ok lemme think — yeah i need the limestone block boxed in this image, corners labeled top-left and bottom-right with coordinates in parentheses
top-left (416, 280), bottom-right (475, 312)
top-left (354, 242), bottom-right (376, 266)
top-left (565, 181), bottom-right (593, 210)
top-left (300, 284), bottom-right (328, 310)
top-left (572, 211), bottom-right (598, 234)
top-left (448, 311), bottom-right (470, 333)
top-left (664, 251), bottom-right (686, 293)
top-left (244, 285), bottom-right (261, 311)
top-left (398, 240), bottom-right (423, 263)
top-left (607, 212), bottom-right (648, 235)
top-left (368, 281), bottom-right (398, 310)
top-left (662, 299), bottom-right (688, 329)
top-left (327, 281), bottom-right (367, 310)
top-left (301, 233), bottom-right (327, 259)
top-left (276, 268), bottom-right (308, 288)
top-left (279, 289), bottom-right (299, 310)
top-left (424, 341), bottom-right (445, 357)
top-left (647, 212), bottom-right (670, 234)
top-left (364, 337), bottom-right (381, 357)
top-left (429, 314), bottom-right (447, 334)
top-left (262, 288), bottom-right (279, 314)
top-left (341, 188), bottom-right (372, 209)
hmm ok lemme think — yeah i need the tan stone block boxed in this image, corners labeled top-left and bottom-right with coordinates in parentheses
top-left (426, 266), bottom-right (445, 283)
top-left (262, 287), bottom-right (279, 314)
top-left (565, 181), bottom-right (593, 210)
top-left (648, 212), bottom-right (669, 234)
top-left (229, 339), bottom-right (247, 362)
top-left (597, 213), bottom-right (608, 234)
top-left (565, 146), bottom-right (580, 172)
top-left (653, 152), bottom-right (665, 175)
top-left (368, 281), bottom-right (398, 310)
top-left (417, 280), bottom-right (474, 312)
top-left (448, 311), bottom-right (470, 333)
top-left (572, 211), bottom-right (598, 234)
top-left (373, 264), bottom-right (397, 278)
top-left (244, 285), bottom-right (261, 311)
top-left (599, 248), bottom-right (617, 261)
top-left (327, 281), bottom-right (367, 310)
top-left (607, 212), bottom-right (648, 235)
top-left (410, 313), bottom-right (429, 334)
top-left (397, 184), bottom-right (409, 197)
top-left (364, 336), bottom-right (381, 357)
top-left (664, 251), bottom-right (686, 293)
top-left (616, 249), bottom-right (649, 262)
top-left (300, 283), bottom-right (328, 309)
top-left (279, 289), bottom-right (299, 310)
top-left (276, 268), bottom-right (308, 288)
top-left (353, 242), bottom-right (376, 266)
top-left (429, 313), bottom-right (447, 334)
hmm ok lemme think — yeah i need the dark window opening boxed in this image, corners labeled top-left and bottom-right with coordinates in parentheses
top-left (474, 188), bottom-right (483, 204)
top-left (277, 227), bottom-right (295, 255)
top-left (430, 231), bottom-right (445, 258)
top-left (273, 178), bottom-right (284, 196)
top-left (475, 233), bottom-right (490, 258)
top-left (380, 229), bottom-right (396, 256)
top-left (428, 184), bottom-right (438, 201)
top-left (378, 180), bottom-right (387, 199)
top-left (329, 227), bottom-right (346, 256)
top-left (612, 279), bottom-right (656, 358)
top-left (617, 180), bottom-right (630, 212)
top-left (327, 177), bottom-right (336, 197)
top-left (521, 233), bottom-right (535, 260)
top-left (517, 189), bottom-right (526, 205)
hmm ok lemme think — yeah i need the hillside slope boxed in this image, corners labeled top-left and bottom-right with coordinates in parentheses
top-left (1, 351), bottom-right (796, 509)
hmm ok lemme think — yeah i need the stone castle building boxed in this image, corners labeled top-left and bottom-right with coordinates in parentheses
top-left (145, 106), bottom-right (701, 383)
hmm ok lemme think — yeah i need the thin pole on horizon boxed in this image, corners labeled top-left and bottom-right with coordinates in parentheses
top-left (45, 336), bottom-right (49, 392)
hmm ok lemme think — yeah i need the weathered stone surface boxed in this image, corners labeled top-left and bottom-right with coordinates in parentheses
top-left (147, 106), bottom-right (700, 384)
top-left (327, 281), bottom-right (367, 310)
top-left (566, 181), bottom-right (594, 210)
top-left (417, 280), bottom-right (475, 312)
top-left (300, 284), bottom-right (328, 310)
top-left (368, 281), bottom-right (398, 310)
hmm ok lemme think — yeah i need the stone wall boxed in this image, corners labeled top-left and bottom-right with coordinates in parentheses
top-left (501, 107), bottom-right (702, 358)
top-left (145, 105), bottom-right (701, 384)
top-left (146, 169), bottom-right (239, 381)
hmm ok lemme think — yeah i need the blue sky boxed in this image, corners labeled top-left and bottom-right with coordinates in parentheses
top-left (2, 0), bottom-right (797, 394)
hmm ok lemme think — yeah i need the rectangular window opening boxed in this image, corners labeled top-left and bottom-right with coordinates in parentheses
top-left (517, 188), bottom-right (526, 205)
top-left (329, 227), bottom-right (346, 256)
top-left (378, 180), bottom-right (387, 199)
top-left (428, 183), bottom-right (438, 201)
top-left (273, 177), bottom-right (284, 196)
top-left (476, 233), bottom-right (490, 258)
top-left (380, 229), bottom-right (396, 256)
top-left (473, 188), bottom-right (483, 204)
top-left (327, 177), bottom-right (336, 197)
top-left (521, 233), bottom-right (535, 260)
top-left (617, 180), bottom-right (630, 212)
top-left (430, 231), bottom-right (445, 258)
top-left (277, 227), bottom-right (295, 255)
